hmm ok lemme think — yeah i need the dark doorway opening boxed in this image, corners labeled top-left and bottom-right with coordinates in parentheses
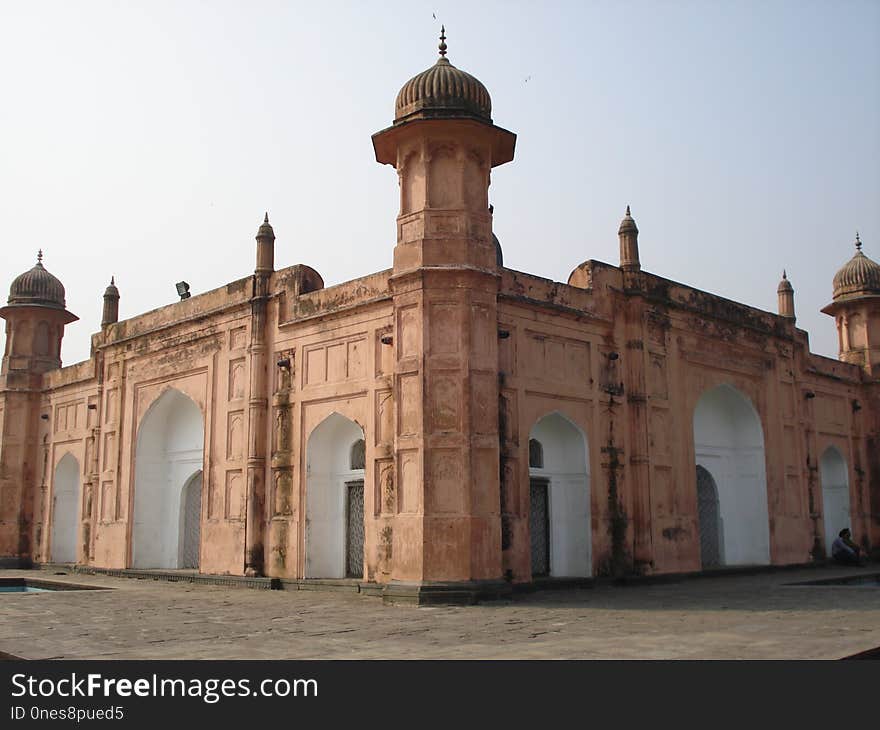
top-left (696, 465), bottom-right (722, 568)
top-left (530, 478), bottom-right (550, 577)
top-left (346, 480), bottom-right (365, 579)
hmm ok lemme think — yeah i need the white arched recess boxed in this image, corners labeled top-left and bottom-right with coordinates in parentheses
top-left (305, 413), bottom-right (365, 579)
top-left (693, 384), bottom-right (770, 566)
top-left (528, 413), bottom-right (591, 577)
top-left (820, 446), bottom-right (851, 556)
top-left (132, 389), bottom-right (205, 569)
top-left (51, 453), bottom-right (81, 563)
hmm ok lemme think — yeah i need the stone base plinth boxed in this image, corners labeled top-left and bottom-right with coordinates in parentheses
top-left (381, 579), bottom-right (512, 606)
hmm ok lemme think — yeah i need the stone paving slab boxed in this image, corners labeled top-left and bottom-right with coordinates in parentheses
top-left (1, 567), bottom-right (878, 660)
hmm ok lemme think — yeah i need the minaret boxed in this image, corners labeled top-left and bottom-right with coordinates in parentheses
top-left (255, 212), bottom-right (275, 274)
top-left (617, 204), bottom-right (650, 569)
top-left (244, 213), bottom-right (274, 576)
top-left (777, 270), bottom-right (795, 320)
top-left (619, 205), bottom-right (640, 272)
top-left (372, 29), bottom-right (516, 601)
top-left (101, 276), bottom-right (119, 326)
top-left (821, 233), bottom-right (880, 377)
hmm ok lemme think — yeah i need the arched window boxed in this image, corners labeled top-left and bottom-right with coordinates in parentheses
top-left (350, 439), bottom-right (366, 471)
top-left (528, 438), bottom-right (544, 469)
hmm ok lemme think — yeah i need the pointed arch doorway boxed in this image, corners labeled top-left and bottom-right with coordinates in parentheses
top-left (132, 389), bottom-right (205, 569)
top-left (527, 412), bottom-right (591, 578)
top-left (693, 384), bottom-right (769, 567)
top-left (305, 413), bottom-right (366, 579)
top-left (51, 453), bottom-right (81, 563)
top-left (819, 446), bottom-right (850, 556)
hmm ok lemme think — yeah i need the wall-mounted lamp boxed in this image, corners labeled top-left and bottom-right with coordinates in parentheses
top-left (276, 357), bottom-right (291, 369)
top-left (804, 390), bottom-right (816, 399)
top-left (380, 335), bottom-right (393, 345)
top-left (498, 330), bottom-right (510, 339)
top-left (175, 281), bottom-right (191, 300)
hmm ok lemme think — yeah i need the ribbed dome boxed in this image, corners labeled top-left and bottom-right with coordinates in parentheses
top-left (618, 205), bottom-right (638, 235)
top-left (832, 235), bottom-right (880, 300)
top-left (104, 276), bottom-right (119, 299)
top-left (257, 211), bottom-right (275, 239)
top-left (7, 252), bottom-right (66, 309)
top-left (777, 271), bottom-right (793, 293)
top-left (394, 28), bottom-right (491, 124)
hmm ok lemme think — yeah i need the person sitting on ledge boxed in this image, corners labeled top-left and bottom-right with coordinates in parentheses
top-left (831, 528), bottom-right (863, 566)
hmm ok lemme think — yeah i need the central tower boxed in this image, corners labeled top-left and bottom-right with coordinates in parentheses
top-left (372, 29), bottom-right (516, 601)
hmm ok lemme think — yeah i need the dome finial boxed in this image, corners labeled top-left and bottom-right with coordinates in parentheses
top-left (438, 25), bottom-right (447, 57)
top-left (37, 249), bottom-right (43, 264)
top-left (855, 231), bottom-right (862, 251)
top-left (782, 269), bottom-right (787, 279)
top-left (625, 204), bottom-right (631, 217)
top-left (264, 211), bottom-right (269, 224)
top-left (110, 275), bottom-right (115, 286)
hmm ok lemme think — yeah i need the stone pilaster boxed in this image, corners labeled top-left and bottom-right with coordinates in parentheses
top-left (244, 216), bottom-right (274, 576)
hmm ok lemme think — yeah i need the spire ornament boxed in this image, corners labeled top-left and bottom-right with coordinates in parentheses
top-left (856, 232), bottom-right (862, 251)
top-left (37, 249), bottom-right (43, 265)
top-left (439, 25), bottom-right (447, 58)
top-left (618, 204), bottom-right (640, 271)
top-left (777, 268), bottom-right (795, 318)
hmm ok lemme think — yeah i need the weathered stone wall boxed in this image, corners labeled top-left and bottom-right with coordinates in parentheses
top-left (2, 253), bottom-right (876, 582)
top-left (499, 259), bottom-right (873, 579)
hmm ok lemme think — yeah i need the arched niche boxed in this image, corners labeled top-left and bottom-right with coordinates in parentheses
top-left (693, 384), bottom-right (769, 566)
top-left (463, 150), bottom-right (488, 210)
top-left (428, 146), bottom-right (459, 209)
top-left (35, 321), bottom-right (50, 356)
top-left (132, 388), bottom-right (205, 569)
top-left (528, 412), bottom-right (591, 578)
top-left (51, 452), bottom-right (81, 563)
top-left (819, 445), bottom-right (850, 557)
top-left (400, 149), bottom-right (425, 215)
top-left (305, 413), bottom-right (366, 579)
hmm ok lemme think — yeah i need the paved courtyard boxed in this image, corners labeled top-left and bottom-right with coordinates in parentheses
top-left (1, 566), bottom-right (878, 660)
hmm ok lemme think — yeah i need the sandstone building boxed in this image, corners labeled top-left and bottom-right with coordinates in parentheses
top-left (1, 34), bottom-right (878, 602)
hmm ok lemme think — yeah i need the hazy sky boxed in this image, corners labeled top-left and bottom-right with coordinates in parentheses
top-left (1, 0), bottom-right (878, 365)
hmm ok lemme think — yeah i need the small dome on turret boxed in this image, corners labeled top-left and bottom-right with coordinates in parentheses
top-left (618, 205), bottom-right (638, 235)
top-left (832, 233), bottom-right (880, 301)
top-left (777, 270), bottom-right (793, 293)
top-left (7, 250), bottom-right (66, 309)
top-left (394, 27), bottom-right (492, 124)
top-left (257, 212), bottom-right (275, 239)
top-left (104, 276), bottom-right (119, 299)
